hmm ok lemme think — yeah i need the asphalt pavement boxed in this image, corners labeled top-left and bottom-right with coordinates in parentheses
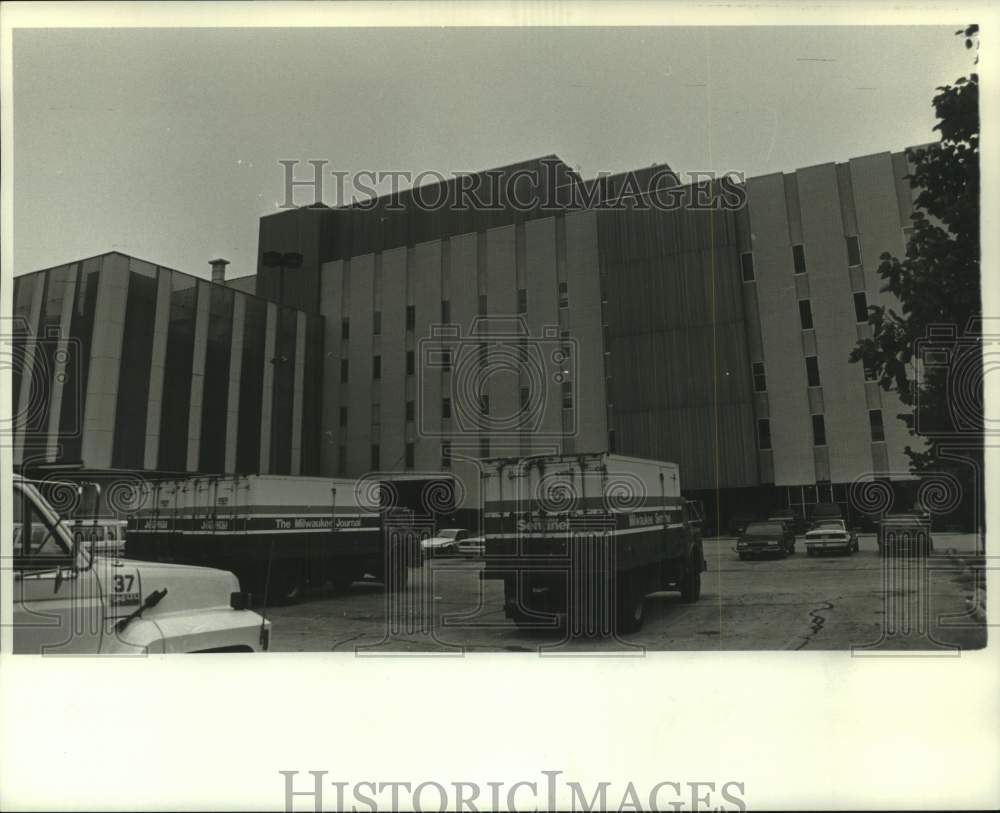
top-left (266, 533), bottom-right (986, 654)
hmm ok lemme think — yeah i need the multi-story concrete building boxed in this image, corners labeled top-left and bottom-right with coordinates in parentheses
top-left (10, 147), bottom-right (923, 527)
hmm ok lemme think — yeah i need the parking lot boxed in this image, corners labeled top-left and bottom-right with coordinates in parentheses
top-left (266, 534), bottom-right (986, 653)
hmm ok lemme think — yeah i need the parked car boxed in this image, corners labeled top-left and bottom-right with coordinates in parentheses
top-left (737, 520), bottom-right (795, 559)
top-left (456, 534), bottom-right (485, 558)
top-left (727, 512), bottom-right (756, 537)
top-left (804, 519), bottom-right (859, 556)
top-left (421, 528), bottom-right (473, 558)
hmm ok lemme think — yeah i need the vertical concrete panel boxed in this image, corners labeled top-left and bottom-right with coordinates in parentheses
top-left (13, 272), bottom-right (46, 465)
top-left (797, 162), bottom-right (873, 483)
top-left (380, 247), bottom-right (407, 471)
top-left (347, 254), bottom-right (375, 474)
top-left (746, 174), bottom-right (814, 486)
top-left (524, 217), bottom-right (562, 456)
top-left (850, 151), bottom-right (921, 473)
top-left (319, 260), bottom-right (344, 476)
top-left (413, 240), bottom-right (442, 471)
top-left (564, 209), bottom-right (607, 454)
top-left (186, 281), bottom-right (211, 471)
top-left (45, 270), bottom-right (79, 459)
top-left (258, 302), bottom-right (277, 473)
top-left (223, 293), bottom-right (246, 473)
top-left (290, 311), bottom-right (307, 475)
top-left (143, 270), bottom-right (172, 469)
top-left (81, 254), bottom-right (129, 469)
top-left (448, 233), bottom-right (480, 511)
top-left (485, 224), bottom-right (518, 453)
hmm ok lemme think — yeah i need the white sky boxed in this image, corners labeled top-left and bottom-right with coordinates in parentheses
top-left (12, 25), bottom-right (975, 280)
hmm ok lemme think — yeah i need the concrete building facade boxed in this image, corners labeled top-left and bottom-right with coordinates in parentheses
top-left (11, 148), bottom-right (923, 527)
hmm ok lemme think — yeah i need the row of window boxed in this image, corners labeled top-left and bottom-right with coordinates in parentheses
top-left (756, 408), bottom-right (885, 451)
top-left (335, 439), bottom-right (487, 475)
top-left (338, 282), bottom-right (572, 341)
top-left (740, 235), bottom-right (863, 282)
top-left (751, 353), bottom-right (876, 394)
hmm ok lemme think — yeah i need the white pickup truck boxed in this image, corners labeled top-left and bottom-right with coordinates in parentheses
top-left (11, 475), bottom-right (270, 654)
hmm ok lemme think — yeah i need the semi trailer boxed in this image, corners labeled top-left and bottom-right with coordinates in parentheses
top-left (481, 453), bottom-right (706, 634)
top-left (126, 475), bottom-right (427, 604)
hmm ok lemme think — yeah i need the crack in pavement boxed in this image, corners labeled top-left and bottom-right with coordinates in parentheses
top-left (785, 600), bottom-right (835, 650)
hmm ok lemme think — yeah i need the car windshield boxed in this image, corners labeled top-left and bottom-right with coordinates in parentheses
top-left (745, 522), bottom-right (782, 535)
top-left (438, 529), bottom-right (462, 539)
top-left (814, 520), bottom-right (845, 530)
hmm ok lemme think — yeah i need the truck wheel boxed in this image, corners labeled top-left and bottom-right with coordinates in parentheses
top-left (273, 562), bottom-right (303, 605)
top-left (680, 554), bottom-right (702, 603)
top-left (616, 573), bottom-right (646, 634)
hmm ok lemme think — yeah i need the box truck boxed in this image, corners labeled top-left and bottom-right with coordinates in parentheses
top-left (481, 453), bottom-right (705, 634)
top-left (126, 475), bottom-right (424, 604)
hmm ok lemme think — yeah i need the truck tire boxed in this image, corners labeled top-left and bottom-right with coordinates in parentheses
top-left (273, 561), bottom-right (304, 605)
top-left (616, 572), bottom-right (646, 634)
top-left (680, 552), bottom-right (702, 603)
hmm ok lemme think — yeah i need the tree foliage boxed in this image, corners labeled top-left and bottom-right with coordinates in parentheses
top-left (849, 25), bottom-right (981, 518)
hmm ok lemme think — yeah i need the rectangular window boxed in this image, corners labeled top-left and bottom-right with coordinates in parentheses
top-left (372, 355), bottom-right (381, 379)
top-left (406, 350), bottom-right (415, 376)
top-left (478, 294), bottom-right (487, 315)
top-left (405, 443), bottom-right (415, 469)
top-left (371, 444), bottom-right (380, 469)
top-left (558, 281), bottom-right (569, 308)
top-left (480, 438), bottom-right (490, 458)
top-left (805, 356), bottom-right (821, 387)
top-left (406, 305), bottom-right (415, 331)
top-left (371, 403), bottom-right (380, 428)
top-left (853, 291), bottom-right (869, 323)
top-left (341, 318), bottom-right (350, 340)
top-left (441, 300), bottom-right (450, 323)
top-left (792, 244), bottom-right (807, 275)
top-left (740, 252), bottom-right (755, 282)
top-left (373, 311), bottom-right (382, 335)
top-left (846, 235), bottom-right (863, 267)
top-left (339, 406), bottom-right (348, 427)
top-left (799, 299), bottom-right (813, 330)
top-left (517, 288), bottom-right (528, 313)
top-left (442, 397), bottom-right (452, 419)
top-left (869, 409), bottom-right (885, 442)
top-left (752, 362), bottom-right (766, 393)
top-left (337, 446), bottom-right (346, 476)
top-left (405, 401), bottom-right (415, 422)
top-left (562, 381), bottom-right (573, 409)
top-left (812, 414), bottom-right (827, 447)
top-left (441, 441), bottom-right (451, 469)
top-left (757, 419), bottom-right (772, 451)
top-left (340, 359), bottom-right (349, 383)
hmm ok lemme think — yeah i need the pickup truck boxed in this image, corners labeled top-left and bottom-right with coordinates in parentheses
top-left (12, 474), bottom-right (270, 654)
top-left (481, 453), bottom-right (706, 635)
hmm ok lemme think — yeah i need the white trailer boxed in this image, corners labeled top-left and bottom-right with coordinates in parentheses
top-left (126, 474), bottom-right (424, 603)
top-left (481, 453), bottom-right (705, 634)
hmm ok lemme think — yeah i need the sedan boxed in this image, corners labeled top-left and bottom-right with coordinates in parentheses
top-left (737, 521), bottom-right (795, 559)
top-left (805, 519), bottom-right (859, 557)
top-left (421, 528), bottom-right (471, 558)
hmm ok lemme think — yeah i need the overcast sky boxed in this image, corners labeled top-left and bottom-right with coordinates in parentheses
top-left (12, 25), bottom-right (975, 281)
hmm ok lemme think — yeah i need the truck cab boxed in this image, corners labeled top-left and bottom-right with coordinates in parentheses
top-left (11, 475), bottom-right (270, 654)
